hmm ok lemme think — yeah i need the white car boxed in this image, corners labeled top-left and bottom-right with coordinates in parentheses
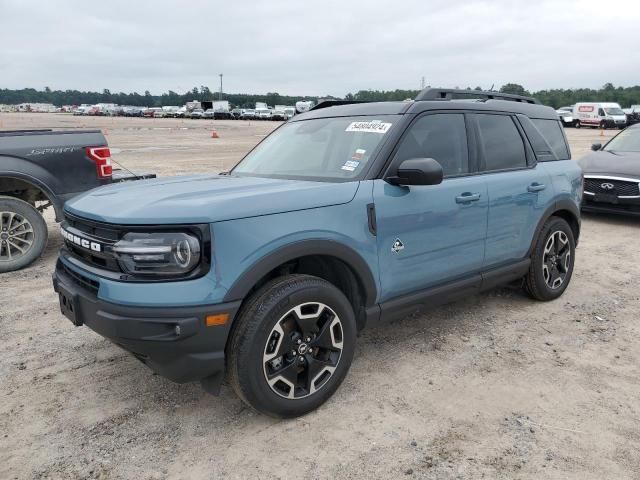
top-left (256, 109), bottom-right (272, 120)
top-left (556, 109), bottom-right (575, 128)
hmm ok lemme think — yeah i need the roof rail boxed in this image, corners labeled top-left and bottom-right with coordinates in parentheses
top-left (415, 88), bottom-right (540, 105)
top-left (309, 100), bottom-right (370, 111)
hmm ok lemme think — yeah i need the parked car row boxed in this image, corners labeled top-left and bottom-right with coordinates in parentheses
top-left (70, 103), bottom-right (295, 121)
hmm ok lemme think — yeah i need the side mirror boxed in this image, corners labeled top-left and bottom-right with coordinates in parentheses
top-left (387, 158), bottom-right (443, 186)
top-left (591, 143), bottom-right (602, 151)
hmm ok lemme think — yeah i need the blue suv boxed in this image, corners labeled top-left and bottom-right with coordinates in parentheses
top-left (53, 89), bottom-right (582, 417)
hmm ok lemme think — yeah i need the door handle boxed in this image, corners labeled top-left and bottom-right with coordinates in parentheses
top-left (455, 192), bottom-right (481, 204)
top-left (527, 182), bottom-right (546, 193)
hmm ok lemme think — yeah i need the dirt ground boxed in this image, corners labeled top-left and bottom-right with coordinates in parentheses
top-left (1, 113), bottom-right (639, 480)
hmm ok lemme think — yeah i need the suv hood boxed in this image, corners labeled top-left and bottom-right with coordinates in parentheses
top-left (578, 151), bottom-right (640, 178)
top-left (65, 174), bottom-right (360, 224)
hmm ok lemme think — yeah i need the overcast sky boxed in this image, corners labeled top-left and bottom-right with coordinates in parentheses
top-left (1, 0), bottom-right (639, 97)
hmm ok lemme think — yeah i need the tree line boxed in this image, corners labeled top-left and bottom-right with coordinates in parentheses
top-left (0, 86), bottom-right (319, 109)
top-left (1, 83), bottom-right (639, 109)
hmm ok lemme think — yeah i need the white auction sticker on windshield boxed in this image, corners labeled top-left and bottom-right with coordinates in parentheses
top-left (345, 120), bottom-right (392, 134)
top-left (341, 160), bottom-right (360, 172)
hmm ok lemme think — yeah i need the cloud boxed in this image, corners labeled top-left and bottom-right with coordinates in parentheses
top-left (0, 0), bottom-right (638, 96)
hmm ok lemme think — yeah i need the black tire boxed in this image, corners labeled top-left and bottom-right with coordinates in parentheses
top-left (524, 217), bottom-right (575, 301)
top-left (600, 120), bottom-right (606, 130)
top-left (0, 196), bottom-right (48, 273)
top-left (227, 274), bottom-right (357, 418)
top-left (575, 120), bottom-right (581, 129)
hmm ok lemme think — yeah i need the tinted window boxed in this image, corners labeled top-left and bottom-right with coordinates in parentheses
top-left (395, 114), bottom-right (468, 176)
top-left (476, 114), bottom-right (526, 171)
top-left (604, 128), bottom-right (640, 152)
top-left (531, 119), bottom-right (569, 160)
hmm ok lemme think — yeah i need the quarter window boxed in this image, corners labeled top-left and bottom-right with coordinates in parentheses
top-left (394, 114), bottom-right (469, 176)
top-left (531, 119), bottom-right (570, 160)
top-left (476, 114), bottom-right (526, 171)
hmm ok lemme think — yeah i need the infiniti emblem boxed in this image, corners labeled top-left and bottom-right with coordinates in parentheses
top-left (600, 182), bottom-right (615, 190)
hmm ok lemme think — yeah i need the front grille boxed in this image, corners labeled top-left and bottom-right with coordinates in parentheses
top-left (62, 263), bottom-right (99, 293)
top-left (63, 214), bottom-right (122, 272)
top-left (584, 178), bottom-right (640, 197)
top-left (65, 213), bottom-right (120, 241)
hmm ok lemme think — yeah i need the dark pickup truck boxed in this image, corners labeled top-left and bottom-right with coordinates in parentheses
top-left (0, 129), bottom-right (153, 272)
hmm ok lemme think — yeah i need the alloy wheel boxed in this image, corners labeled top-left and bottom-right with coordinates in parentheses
top-left (542, 230), bottom-right (571, 290)
top-left (0, 211), bottom-right (35, 263)
top-left (263, 302), bottom-right (344, 400)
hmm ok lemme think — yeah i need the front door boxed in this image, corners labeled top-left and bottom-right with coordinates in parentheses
top-left (373, 113), bottom-right (488, 302)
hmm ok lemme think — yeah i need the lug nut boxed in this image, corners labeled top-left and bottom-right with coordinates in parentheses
top-left (291, 350), bottom-right (296, 356)
top-left (298, 356), bottom-right (304, 363)
top-left (297, 339), bottom-right (302, 344)
top-left (305, 337), bottom-right (311, 342)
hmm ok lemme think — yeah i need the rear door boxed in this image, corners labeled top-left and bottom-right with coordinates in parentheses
top-left (471, 113), bottom-right (553, 268)
top-left (373, 112), bottom-right (488, 302)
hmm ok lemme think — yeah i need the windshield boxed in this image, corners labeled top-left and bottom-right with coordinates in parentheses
top-left (232, 116), bottom-right (398, 181)
top-left (605, 108), bottom-right (625, 116)
top-left (604, 129), bottom-right (640, 152)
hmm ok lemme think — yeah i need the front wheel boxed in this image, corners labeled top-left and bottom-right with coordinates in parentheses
top-left (227, 275), bottom-right (357, 418)
top-left (0, 196), bottom-right (48, 273)
top-left (524, 217), bottom-right (575, 301)
top-left (575, 120), bottom-right (581, 129)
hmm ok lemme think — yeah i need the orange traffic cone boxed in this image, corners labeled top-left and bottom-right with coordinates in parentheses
top-left (211, 129), bottom-right (219, 138)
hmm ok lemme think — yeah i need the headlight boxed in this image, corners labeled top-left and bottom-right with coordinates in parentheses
top-left (109, 232), bottom-right (201, 277)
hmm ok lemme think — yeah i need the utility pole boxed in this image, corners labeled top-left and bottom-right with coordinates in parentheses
top-left (219, 74), bottom-right (223, 100)
top-left (421, 76), bottom-right (425, 90)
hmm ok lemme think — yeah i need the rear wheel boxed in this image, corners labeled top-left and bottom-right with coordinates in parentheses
top-left (524, 217), bottom-right (575, 301)
top-left (227, 274), bottom-right (356, 418)
top-left (0, 196), bottom-right (48, 272)
top-left (575, 120), bottom-right (581, 129)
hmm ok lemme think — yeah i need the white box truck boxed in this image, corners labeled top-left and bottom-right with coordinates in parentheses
top-left (573, 102), bottom-right (627, 129)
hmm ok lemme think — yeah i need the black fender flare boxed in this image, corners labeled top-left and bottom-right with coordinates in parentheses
top-left (0, 169), bottom-right (63, 220)
top-left (527, 199), bottom-right (581, 257)
top-left (223, 239), bottom-right (378, 307)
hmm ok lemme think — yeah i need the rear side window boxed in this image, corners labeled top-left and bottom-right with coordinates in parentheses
top-left (394, 113), bottom-right (469, 176)
top-left (476, 114), bottom-right (526, 171)
top-left (531, 119), bottom-right (570, 160)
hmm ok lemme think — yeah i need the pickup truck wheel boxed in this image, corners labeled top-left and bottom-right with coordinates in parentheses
top-left (524, 217), bottom-right (575, 301)
top-left (227, 274), bottom-right (356, 418)
top-left (0, 196), bottom-right (48, 272)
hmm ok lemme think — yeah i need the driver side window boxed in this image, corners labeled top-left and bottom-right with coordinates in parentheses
top-left (394, 114), bottom-right (469, 177)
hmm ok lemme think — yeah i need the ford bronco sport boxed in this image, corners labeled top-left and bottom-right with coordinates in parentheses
top-left (52, 89), bottom-right (582, 418)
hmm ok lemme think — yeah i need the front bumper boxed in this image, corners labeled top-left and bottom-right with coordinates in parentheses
top-left (582, 196), bottom-right (640, 216)
top-left (52, 260), bottom-right (241, 391)
top-left (604, 119), bottom-right (627, 128)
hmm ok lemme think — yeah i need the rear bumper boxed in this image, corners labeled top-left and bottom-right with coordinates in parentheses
top-left (52, 260), bottom-right (240, 390)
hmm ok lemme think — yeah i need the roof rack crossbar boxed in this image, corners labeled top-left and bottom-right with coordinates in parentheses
top-left (415, 88), bottom-right (540, 105)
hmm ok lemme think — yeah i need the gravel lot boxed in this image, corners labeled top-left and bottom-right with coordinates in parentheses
top-left (1, 113), bottom-right (639, 479)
